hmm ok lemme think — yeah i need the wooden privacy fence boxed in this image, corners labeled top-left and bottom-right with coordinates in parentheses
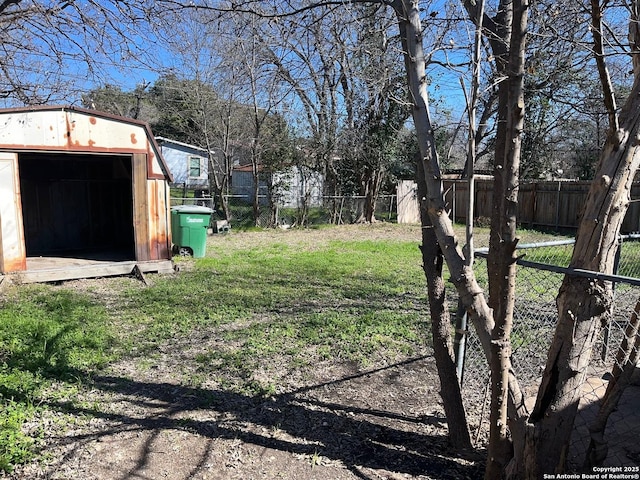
top-left (445, 179), bottom-right (640, 232)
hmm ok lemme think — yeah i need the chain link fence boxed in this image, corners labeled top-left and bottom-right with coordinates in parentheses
top-left (459, 235), bottom-right (640, 469)
top-left (170, 195), bottom-right (398, 228)
top-left (169, 192), bottom-right (640, 468)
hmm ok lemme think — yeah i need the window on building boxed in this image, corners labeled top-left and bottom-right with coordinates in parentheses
top-left (189, 157), bottom-right (201, 177)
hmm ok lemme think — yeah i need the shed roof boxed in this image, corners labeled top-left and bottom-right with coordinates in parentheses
top-left (0, 105), bottom-right (173, 182)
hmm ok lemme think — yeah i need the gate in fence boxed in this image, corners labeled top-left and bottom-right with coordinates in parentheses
top-left (458, 235), bottom-right (640, 470)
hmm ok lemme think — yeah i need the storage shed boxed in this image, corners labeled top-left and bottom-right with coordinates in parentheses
top-left (0, 106), bottom-right (174, 283)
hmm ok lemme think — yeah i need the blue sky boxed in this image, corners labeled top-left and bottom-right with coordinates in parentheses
top-left (2, 0), bottom-right (472, 123)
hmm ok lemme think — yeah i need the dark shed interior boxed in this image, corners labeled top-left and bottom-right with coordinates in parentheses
top-left (18, 152), bottom-right (135, 259)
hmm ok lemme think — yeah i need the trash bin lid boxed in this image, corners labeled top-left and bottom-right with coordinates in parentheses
top-left (171, 205), bottom-right (214, 214)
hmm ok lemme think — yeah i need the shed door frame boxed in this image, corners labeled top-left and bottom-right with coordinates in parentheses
top-left (0, 152), bottom-right (26, 272)
top-left (133, 153), bottom-right (151, 262)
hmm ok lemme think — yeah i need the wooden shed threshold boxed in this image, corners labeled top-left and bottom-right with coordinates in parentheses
top-left (2, 256), bottom-right (175, 284)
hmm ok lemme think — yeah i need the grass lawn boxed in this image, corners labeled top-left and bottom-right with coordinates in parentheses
top-left (0, 224), bottom-right (430, 472)
top-left (0, 223), bottom-right (573, 474)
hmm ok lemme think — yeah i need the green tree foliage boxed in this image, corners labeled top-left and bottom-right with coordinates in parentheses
top-left (148, 75), bottom-right (218, 145)
top-left (82, 83), bottom-right (154, 120)
top-left (260, 114), bottom-right (297, 176)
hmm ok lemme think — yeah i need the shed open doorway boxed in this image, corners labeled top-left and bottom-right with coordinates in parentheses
top-left (18, 152), bottom-right (136, 263)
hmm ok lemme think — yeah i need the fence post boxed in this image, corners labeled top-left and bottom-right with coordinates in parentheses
top-left (454, 300), bottom-right (468, 384)
top-left (602, 236), bottom-right (623, 361)
top-left (555, 180), bottom-right (561, 231)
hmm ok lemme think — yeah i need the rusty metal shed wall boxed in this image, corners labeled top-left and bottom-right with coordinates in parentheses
top-left (0, 106), bottom-right (172, 182)
top-left (0, 151), bottom-right (26, 272)
top-left (0, 106), bottom-right (173, 275)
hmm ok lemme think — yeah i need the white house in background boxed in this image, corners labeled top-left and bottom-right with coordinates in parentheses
top-left (155, 137), bottom-right (210, 189)
top-left (231, 164), bottom-right (324, 208)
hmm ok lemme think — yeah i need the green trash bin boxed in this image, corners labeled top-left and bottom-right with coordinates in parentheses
top-left (170, 205), bottom-right (213, 258)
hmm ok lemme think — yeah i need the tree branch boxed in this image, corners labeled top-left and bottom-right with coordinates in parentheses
top-left (169, 0), bottom-right (391, 19)
top-left (0, 0), bottom-right (20, 15)
top-left (590, 0), bottom-right (620, 136)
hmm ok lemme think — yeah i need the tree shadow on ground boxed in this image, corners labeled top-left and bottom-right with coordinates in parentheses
top-left (44, 359), bottom-right (483, 479)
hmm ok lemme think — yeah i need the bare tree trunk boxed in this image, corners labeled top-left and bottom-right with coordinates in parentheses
top-left (525, 77), bottom-right (640, 478)
top-left (208, 155), bottom-right (230, 221)
top-left (267, 179), bottom-right (278, 228)
top-left (367, 169), bottom-right (383, 223)
top-left (416, 157), bottom-right (472, 450)
top-left (458, 0), bottom-right (531, 475)
top-left (356, 168), bottom-right (382, 224)
top-left (251, 156), bottom-right (260, 226)
top-left (391, 0), bottom-right (529, 460)
top-left (484, 0), bottom-right (528, 477)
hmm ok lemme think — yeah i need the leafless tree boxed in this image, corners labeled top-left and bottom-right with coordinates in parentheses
top-left (257, 5), bottom-right (355, 218)
top-left (0, 1), bottom-right (157, 106)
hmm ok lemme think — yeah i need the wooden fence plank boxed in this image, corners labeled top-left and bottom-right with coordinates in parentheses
top-left (438, 179), bottom-right (640, 232)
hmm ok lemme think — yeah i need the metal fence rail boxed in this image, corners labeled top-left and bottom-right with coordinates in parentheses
top-left (459, 235), bottom-right (640, 469)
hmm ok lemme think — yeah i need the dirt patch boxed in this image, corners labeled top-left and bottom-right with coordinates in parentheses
top-left (6, 351), bottom-right (482, 480)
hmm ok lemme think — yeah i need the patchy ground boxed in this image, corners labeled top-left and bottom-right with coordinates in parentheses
top-left (6, 224), bottom-right (639, 478)
top-left (5, 344), bottom-right (483, 480)
top-left (2, 225), bottom-right (484, 480)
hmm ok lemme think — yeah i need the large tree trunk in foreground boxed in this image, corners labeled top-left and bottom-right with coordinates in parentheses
top-left (524, 71), bottom-right (640, 477)
top-left (416, 158), bottom-right (472, 450)
top-left (391, 0), bottom-right (528, 464)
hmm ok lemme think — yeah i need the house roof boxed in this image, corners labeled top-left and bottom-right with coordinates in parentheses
top-left (232, 164), bottom-right (264, 173)
top-left (155, 136), bottom-right (213, 155)
top-left (0, 105), bottom-right (173, 182)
